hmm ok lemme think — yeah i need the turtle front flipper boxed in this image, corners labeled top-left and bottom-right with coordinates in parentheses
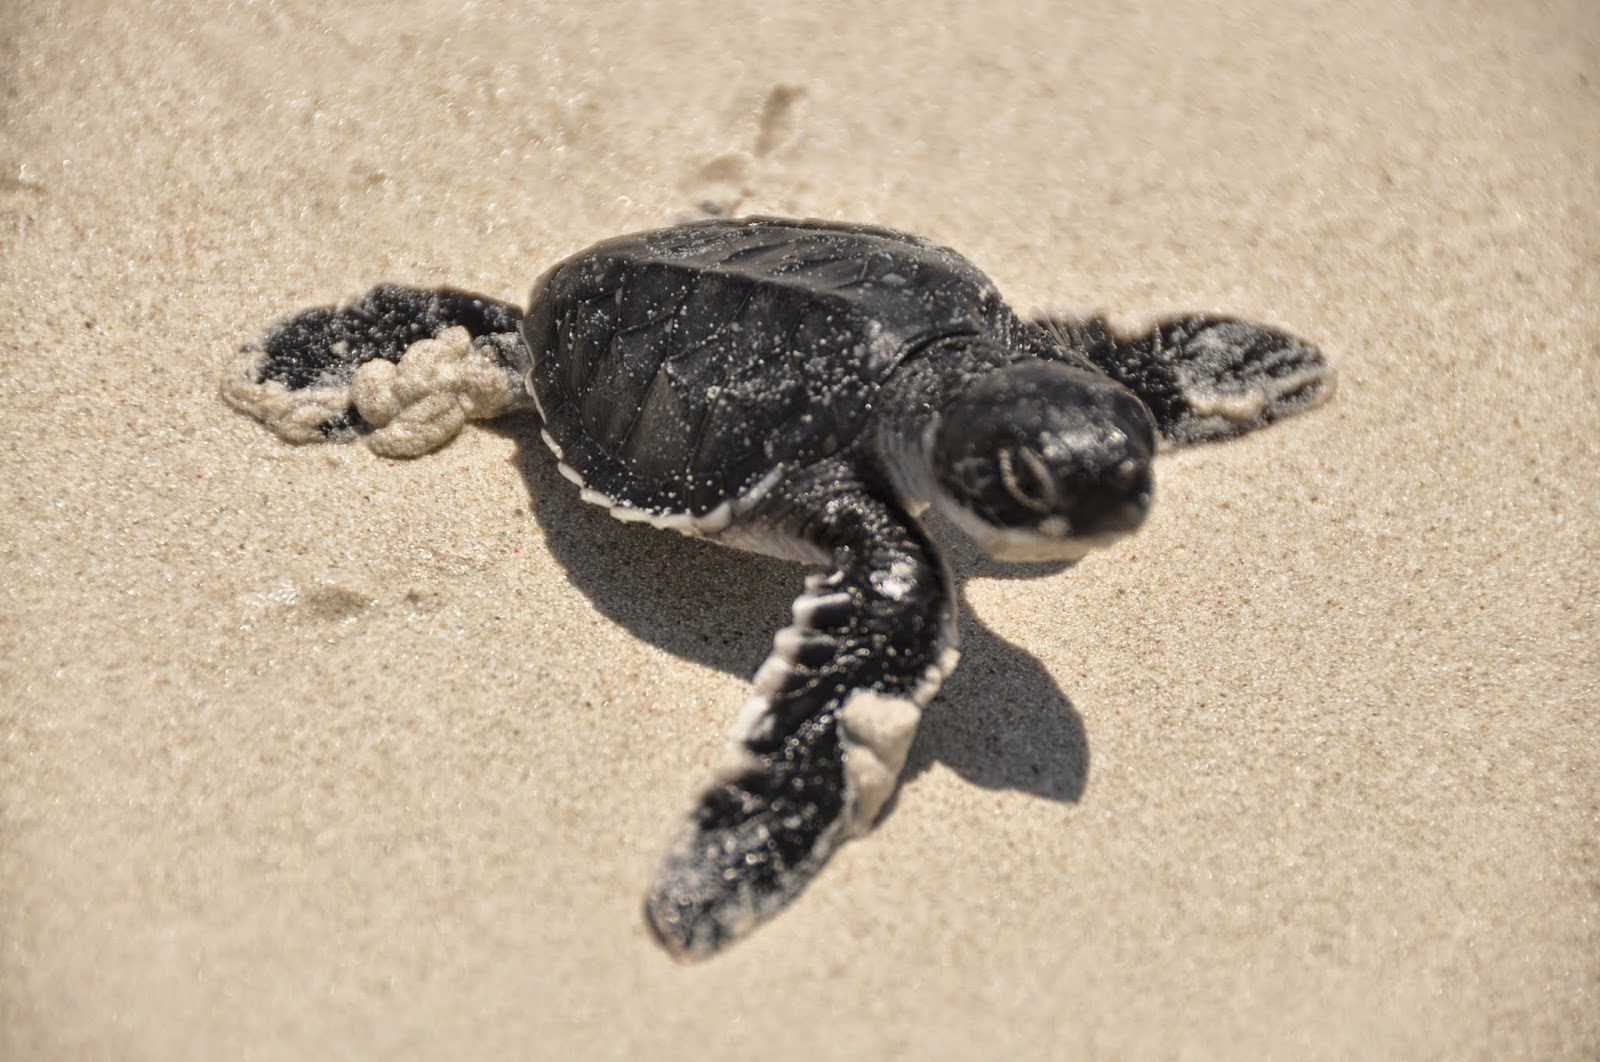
top-left (645, 467), bottom-right (957, 959)
top-left (1031, 313), bottom-right (1334, 446)
top-left (221, 285), bottom-right (532, 457)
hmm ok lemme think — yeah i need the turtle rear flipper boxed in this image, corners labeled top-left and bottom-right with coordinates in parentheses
top-left (1034, 313), bottom-right (1334, 446)
top-left (644, 462), bottom-right (957, 959)
top-left (222, 285), bottom-right (531, 457)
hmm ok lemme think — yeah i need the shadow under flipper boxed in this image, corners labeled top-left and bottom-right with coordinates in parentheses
top-left (900, 591), bottom-right (1089, 804)
top-left (485, 415), bottom-right (1089, 806)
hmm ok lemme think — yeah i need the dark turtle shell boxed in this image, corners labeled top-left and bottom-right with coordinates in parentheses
top-left (520, 217), bottom-right (1005, 516)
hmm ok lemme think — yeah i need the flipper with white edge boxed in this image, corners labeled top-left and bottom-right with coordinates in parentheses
top-left (1030, 313), bottom-right (1334, 446)
top-left (221, 284), bottom-right (533, 457)
top-left (644, 461), bottom-right (957, 960)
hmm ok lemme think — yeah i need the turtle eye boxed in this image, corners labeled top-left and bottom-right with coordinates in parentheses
top-left (997, 445), bottom-right (1057, 513)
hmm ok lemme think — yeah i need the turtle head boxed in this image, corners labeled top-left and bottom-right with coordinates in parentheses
top-left (930, 361), bottom-right (1157, 562)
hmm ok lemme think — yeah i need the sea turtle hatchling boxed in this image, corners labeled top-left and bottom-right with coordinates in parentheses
top-left (222, 217), bottom-right (1333, 958)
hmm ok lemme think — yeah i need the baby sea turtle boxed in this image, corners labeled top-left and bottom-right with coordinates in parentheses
top-left (223, 217), bottom-right (1332, 958)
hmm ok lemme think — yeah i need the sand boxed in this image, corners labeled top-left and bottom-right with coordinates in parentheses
top-left (2, 0), bottom-right (1596, 1057)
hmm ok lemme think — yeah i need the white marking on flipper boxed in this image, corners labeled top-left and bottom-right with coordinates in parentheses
top-left (807, 570), bottom-right (842, 591)
top-left (708, 738), bottom-right (763, 784)
top-left (1180, 362), bottom-right (1331, 422)
top-left (772, 626), bottom-right (812, 658)
top-left (751, 655), bottom-right (792, 697)
top-left (726, 589), bottom-right (841, 748)
top-left (1183, 389), bottom-right (1270, 422)
top-left (835, 641), bottom-right (960, 837)
top-left (793, 590), bottom-right (852, 626)
top-left (836, 691), bottom-right (923, 837)
top-left (725, 695), bottom-right (777, 749)
top-left (1175, 359), bottom-right (1335, 447)
top-left (220, 346), bottom-right (355, 444)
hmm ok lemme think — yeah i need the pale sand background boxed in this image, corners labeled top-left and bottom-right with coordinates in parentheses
top-left (3, 0), bottom-right (1597, 1057)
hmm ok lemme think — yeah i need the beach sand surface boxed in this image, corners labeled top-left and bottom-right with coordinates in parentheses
top-left (2, 1), bottom-right (1596, 1057)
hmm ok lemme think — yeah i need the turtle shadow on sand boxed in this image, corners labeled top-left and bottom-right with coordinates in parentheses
top-left (487, 416), bottom-right (1090, 807)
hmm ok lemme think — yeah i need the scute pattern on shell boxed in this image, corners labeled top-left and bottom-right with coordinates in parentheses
top-left (521, 218), bottom-right (1006, 516)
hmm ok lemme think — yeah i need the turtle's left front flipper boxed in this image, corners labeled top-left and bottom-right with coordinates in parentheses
top-left (645, 466), bottom-right (957, 959)
top-left (1031, 313), bottom-right (1334, 446)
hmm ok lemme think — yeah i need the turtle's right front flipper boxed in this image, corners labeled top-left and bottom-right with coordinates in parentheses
top-left (644, 465), bottom-right (958, 959)
top-left (222, 285), bottom-right (533, 457)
